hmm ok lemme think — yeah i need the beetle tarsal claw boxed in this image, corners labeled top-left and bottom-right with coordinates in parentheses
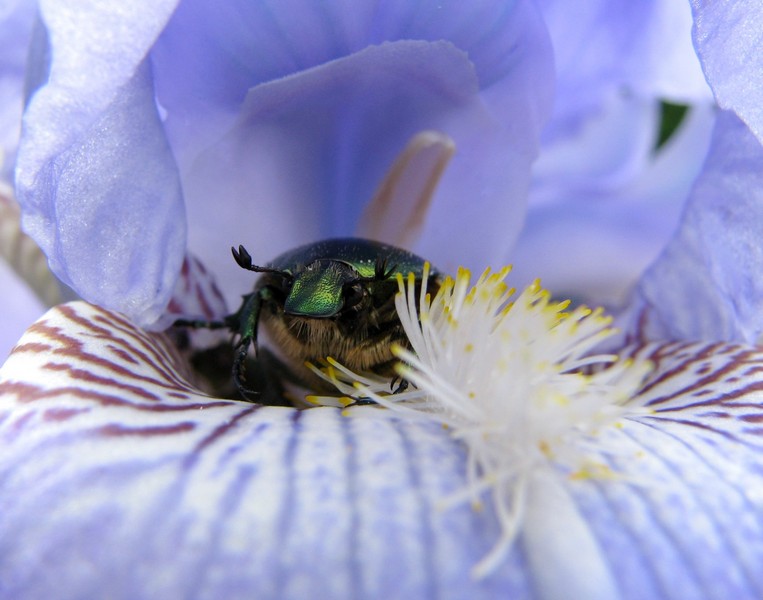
top-left (390, 376), bottom-right (408, 394)
top-left (346, 397), bottom-right (378, 408)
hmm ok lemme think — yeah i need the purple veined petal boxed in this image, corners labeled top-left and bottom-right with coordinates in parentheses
top-left (629, 110), bottom-right (763, 344)
top-left (690, 0), bottom-right (763, 145)
top-left (181, 39), bottom-right (547, 304)
top-left (161, 253), bottom-right (229, 327)
top-left (513, 103), bottom-right (716, 307)
top-left (3, 305), bottom-right (763, 598)
top-left (522, 340), bottom-right (763, 600)
top-left (601, 341), bottom-right (763, 598)
top-left (0, 301), bottom-right (529, 598)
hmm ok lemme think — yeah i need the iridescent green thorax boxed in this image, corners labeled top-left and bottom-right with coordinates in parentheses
top-left (284, 260), bottom-right (357, 317)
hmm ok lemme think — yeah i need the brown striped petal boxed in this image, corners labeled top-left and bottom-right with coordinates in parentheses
top-left (0, 302), bottom-right (516, 598)
top-left (2, 302), bottom-right (763, 599)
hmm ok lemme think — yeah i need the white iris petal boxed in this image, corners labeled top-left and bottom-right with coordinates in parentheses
top-left (311, 264), bottom-right (652, 576)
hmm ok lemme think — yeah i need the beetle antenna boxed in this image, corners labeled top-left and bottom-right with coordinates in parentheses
top-left (231, 244), bottom-right (253, 269)
top-left (231, 245), bottom-right (293, 278)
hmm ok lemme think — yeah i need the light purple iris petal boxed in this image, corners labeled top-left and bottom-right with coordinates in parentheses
top-left (631, 111), bottom-right (763, 343)
top-left (0, 0), bottom-right (37, 177)
top-left (17, 65), bottom-right (185, 326)
top-left (516, 0), bottom-right (715, 305)
top-left (0, 302), bottom-right (529, 598)
top-left (567, 415), bottom-right (763, 599)
top-left (0, 260), bottom-right (44, 361)
top-left (597, 342), bottom-right (763, 598)
top-left (15, 0), bottom-right (554, 318)
top-left (524, 341), bottom-right (763, 599)
top-left (539, 0), bottom-right (711, 108)
top-left (533, 94), bottom-right (661, 205)
top-left (181, 39), bottom-right (549, 302)
top-left (152, 0), bottom-right (551, 140)
top-left (533, 0), bottom-right (710, 220)
top-left (15, 2), bottom-right (186, 326)
top-left (513, 103), bottom-right (716, 307)
top-left (150, 0), bottom-right (553, 298)
top-left (3, 306), bottom-right (763, 598)
top-left (691, 0), bottom-right (763, 144)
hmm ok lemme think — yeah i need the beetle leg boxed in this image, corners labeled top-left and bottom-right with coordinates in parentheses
top-left (346, 376), bottom-right (408, 408)
top-left (172, 317), bottom-right (228, 330)
top-left (230, 287), bottom-right (281, 402)
top-left (230, 291), bottom-right (263, 400)
top-left (347, 398), bottom-right (378, 407)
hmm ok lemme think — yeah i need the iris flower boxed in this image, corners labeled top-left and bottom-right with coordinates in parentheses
top-left (2, 1), bottom-right (763, 598)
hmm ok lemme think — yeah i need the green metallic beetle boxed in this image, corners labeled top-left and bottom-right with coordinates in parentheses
top-left (178, 237), bottom-right (441, 403)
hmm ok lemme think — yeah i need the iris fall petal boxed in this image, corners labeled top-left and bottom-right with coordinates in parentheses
top-left (2, 302), bottom-right (763, 599)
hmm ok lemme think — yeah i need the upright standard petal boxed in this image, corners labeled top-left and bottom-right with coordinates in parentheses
top-left (150, 0), bottom-right (554, 301)
top-left (631, 111), bottom-right (763, 343)
top-left (0, 0), bottom-right (37, 177)
top-left (181, 40), bottom-right (545, 301)
top-left (513, 103), bottom-right (716, 307)
top-left (152, 0), bottom-right (553, 151)
top-left (14, 1), bottom-right (184, 326)
top-left (517, 0), bottom-right (715, 306)
top-left (17, 64), bottom-right (185, 327)
top-left (540, 0), bottom-right (711, 106)
top-left (691, 0), bottom-right (763, 144)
